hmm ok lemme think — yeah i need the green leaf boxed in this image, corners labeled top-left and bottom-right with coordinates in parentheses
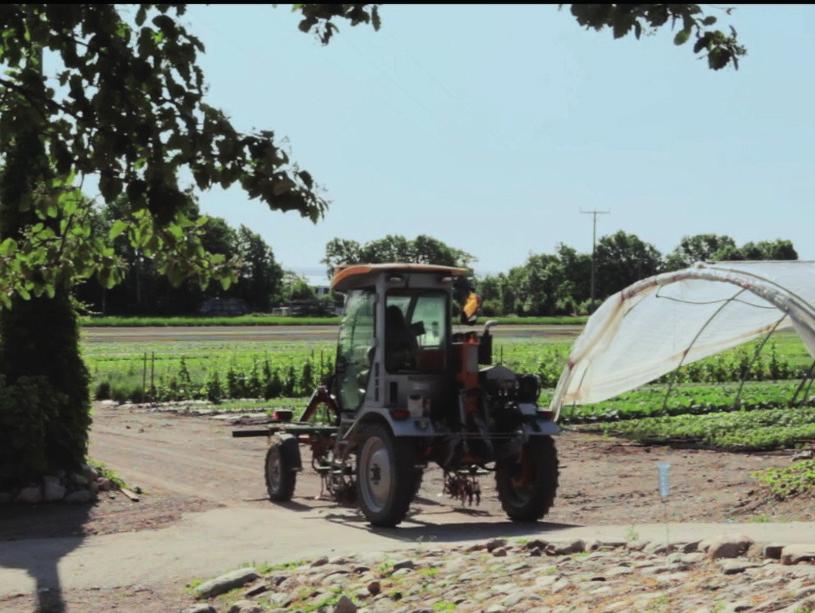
top-left (0, 239), bottom-right (17, 257)
top-left (674, 29), bottom-right (691, 46)
top-left (109, 220), bottom-right (128, 240)
top-left (701, 16), bottom-right (717, 26)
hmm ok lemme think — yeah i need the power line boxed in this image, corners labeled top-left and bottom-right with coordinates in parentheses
top-left (580, 209), bottom-right (610, 304)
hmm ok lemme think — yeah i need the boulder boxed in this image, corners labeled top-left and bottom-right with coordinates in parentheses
top-left (781, 545), bottom-right (815, 566)
top-left (705, 535), bottom-right (753, 560)
top-left (42, 476), bottom-right (66, 502)
top-left (546, 540), bottom-right (585, 555)
top-left (15, 485), bottom-right (42, 504)
top-left (195, 568), bottom-right (260, 599)
top-left (65, 489), bottom-right (95, 504)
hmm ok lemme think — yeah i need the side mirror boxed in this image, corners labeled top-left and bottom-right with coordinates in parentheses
top-left (460, 292), bottom-right (482, 326)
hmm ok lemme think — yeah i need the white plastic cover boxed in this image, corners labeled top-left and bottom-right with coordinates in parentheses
top-left (550, 261), bottom-right (815, 413)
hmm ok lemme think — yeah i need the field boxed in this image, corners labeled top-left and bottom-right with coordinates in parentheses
top-left (84, 327), bottom-right (815, 456)
top-left (80, 314), bottom-right (588, 327)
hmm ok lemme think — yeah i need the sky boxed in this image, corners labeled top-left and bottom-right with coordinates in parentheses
top-left (177, 4), bottom-right (814, 276)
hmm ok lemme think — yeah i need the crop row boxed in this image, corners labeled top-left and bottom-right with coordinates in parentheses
top-left (578, 406), bottom-right (815, 451)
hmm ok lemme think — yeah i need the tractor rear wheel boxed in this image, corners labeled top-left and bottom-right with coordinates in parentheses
top-left (355, 423), bottom-right (417, 527)
top-left (265, 436), bottom-right (297, 502)
top-left (496, 436), bottom-right (558, 522)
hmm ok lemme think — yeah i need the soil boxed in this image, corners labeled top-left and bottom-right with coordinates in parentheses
top-left (1, 403), bottom-right (812, 612)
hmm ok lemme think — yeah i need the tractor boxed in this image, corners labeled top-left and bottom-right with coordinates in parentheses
top-left (233, 263), bottom-right (559, 527)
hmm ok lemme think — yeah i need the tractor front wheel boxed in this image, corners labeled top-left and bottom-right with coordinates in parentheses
top-left (355, 423), bottom-right (418, 527)
top-left (496, 436), bottom-right (559, 522)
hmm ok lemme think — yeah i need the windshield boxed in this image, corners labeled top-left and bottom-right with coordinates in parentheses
top-left (385, 290), bottom-right (448, 373)
top-left (336, 289), bottom-right (376, 410)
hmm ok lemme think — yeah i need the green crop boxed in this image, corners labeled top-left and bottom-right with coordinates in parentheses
top-left (753, 460), bottom-right (815, 498)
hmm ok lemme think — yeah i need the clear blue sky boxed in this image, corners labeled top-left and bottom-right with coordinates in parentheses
top-left (179, 4), bottom-right (814, 276)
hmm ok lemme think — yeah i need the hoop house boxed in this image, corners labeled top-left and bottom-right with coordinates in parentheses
top-left (549, 261), bottom-right (815, 417)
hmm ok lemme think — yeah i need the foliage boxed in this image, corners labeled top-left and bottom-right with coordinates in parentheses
top-left (753, 460), bottom-right (815, 499)
top-left (665, 234), bottom-right (798, 270)
top-left (322, 234), bottom-right (475, 277)
top-left (565, 4), bottom-right (746, 70)
top-left (583, 406), bottom-right (815, 451)
top-left (0, 375), bottom-right (73, 487)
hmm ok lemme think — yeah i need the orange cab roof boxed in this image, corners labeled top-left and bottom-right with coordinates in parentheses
top-left (330, 263), bottom-right (470, 291)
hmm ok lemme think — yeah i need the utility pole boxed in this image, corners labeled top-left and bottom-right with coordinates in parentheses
top-left (580, 209), bottom-right (610, 305)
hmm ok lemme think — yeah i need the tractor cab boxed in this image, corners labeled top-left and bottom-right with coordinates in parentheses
top-left (330, 263), bottom-right (486, 423)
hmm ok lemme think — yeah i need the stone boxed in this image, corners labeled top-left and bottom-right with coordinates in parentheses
top-left (524, 539), bottom-right (548, 551)
top-left (501, 593), bottom-right (525, 608)
top-left (492, 547), bottom-right (508, 557)
top-left (781, 545), bottom-right (815, 565)
top-left (64, 489), bottom-right (95, 504)
top-left (185, 605), bottom-right (216, 613)
top-left (368, 581), bottom-right (381, 596)
top-left (681, 541), bottom-right (701, 554)
top-left (392, 560), bottom-right (415, 572)
top-left (96, 477), bottom-right (113, 492)
top-left (486, 539), bottom-right (507, 552)
top-left (195, 568), bottom-right (260, 599)
top-left (719, 560), bottom-right (757, 575)
top-left (484, 606), bottom-right (505, 613)
top-left (15, 485), bottom-right (42, 504)
top-left (228, 600), bottom-right (261, 613)
top-left (82, 464), bottom-right (99, 481)
top-left (762, 544), bottom-right (784, 560)
top-left (333, 595), bottom-right (357, 613)
top-left (546, 540), bottom-right (584, 555)
top-left (311, 556), bottom-right (329, 567)
top-left (528, 547), bottom-right (542, 557)
top-left (42, 476), bottom-right (66, 502)
top-left (70, 472), bottom-right (89, 486)
top-left (243, 583), bottom-right (268, 598)
top-left (706, 535), bottom-right (754, 560)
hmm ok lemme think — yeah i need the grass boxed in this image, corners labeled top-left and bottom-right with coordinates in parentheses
top-left (88, 459), bottom-right (128, 490)
top-left (80, 314), bottom-right (588, 327)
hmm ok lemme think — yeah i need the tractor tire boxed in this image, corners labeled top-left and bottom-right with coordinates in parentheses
top-left (355, 423), bottom-right (417, 527)
top-left (265, 436), bottom-right (297, 502)
top-left (495, 435), bottom-right (559, 522)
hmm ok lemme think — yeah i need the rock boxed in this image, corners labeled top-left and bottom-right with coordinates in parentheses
top-left (486, 539), bottom-right (507, 552)
top-left (501, 593), bottom-right (525, 608)
top-left (82, 464), bottom-right (99, 481)
top-left (195, 568), bottom-right (260, 600)
top-left (333, 595), bottom-right (357, 613)
top-left (228, 600), bottom-right (261, 613)
top-left (311, 556), bottom-right (329, 568)
top-left (524, 539), bottom-right (548, 551)
top-left (546, 540), bottom-right (584, 555)
top-left (492, 547), bottom-right (508, 557)
top-left (64, 489), bottom-right (95, 504)
top-left (528, 547), bottom-right (542, 557)
top-left (484, 606), bottom-right (505, 613)
top-left (70, 472), bottom-right (89, 486)
top-left (781, 545), bottom-right (815, 565)
top-left (243, 583), bottom-right (268, 598)
top-left (706, 535), bottom-right (753, 560)
top-left (682, 541), bottom-right (701, 554)
top-left (368, 581), bottom-right (381, 596)
top-left (763, 544), bottom-right (784, 560)
top-left (15, 485), bottom-right (42, 504)
top-left (42, 476), bottom-right (66, 502)
top-left (392, 560), bottom-right (415, 572)
top-left (719, 560), bottom-right (757, 575)
top-left (185, 605), bottom-right (216, 613)
top-left (0, 491), bottom-right (12, 505)
top-left (96, 477), bottom-right (113, 492)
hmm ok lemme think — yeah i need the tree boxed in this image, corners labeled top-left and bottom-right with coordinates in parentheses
top-left (566, 4), bottom-right (746, 70)
top-left (664, 233), bottom-right (737, 270)
top-left (233, 225), bottom-right (284, 312)
top-left (594, 231), bottom-right (662, 298)
top-left (0, 4), bottom-right (380, 484)
top-left (322, 234), bottom-right (475, 276)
